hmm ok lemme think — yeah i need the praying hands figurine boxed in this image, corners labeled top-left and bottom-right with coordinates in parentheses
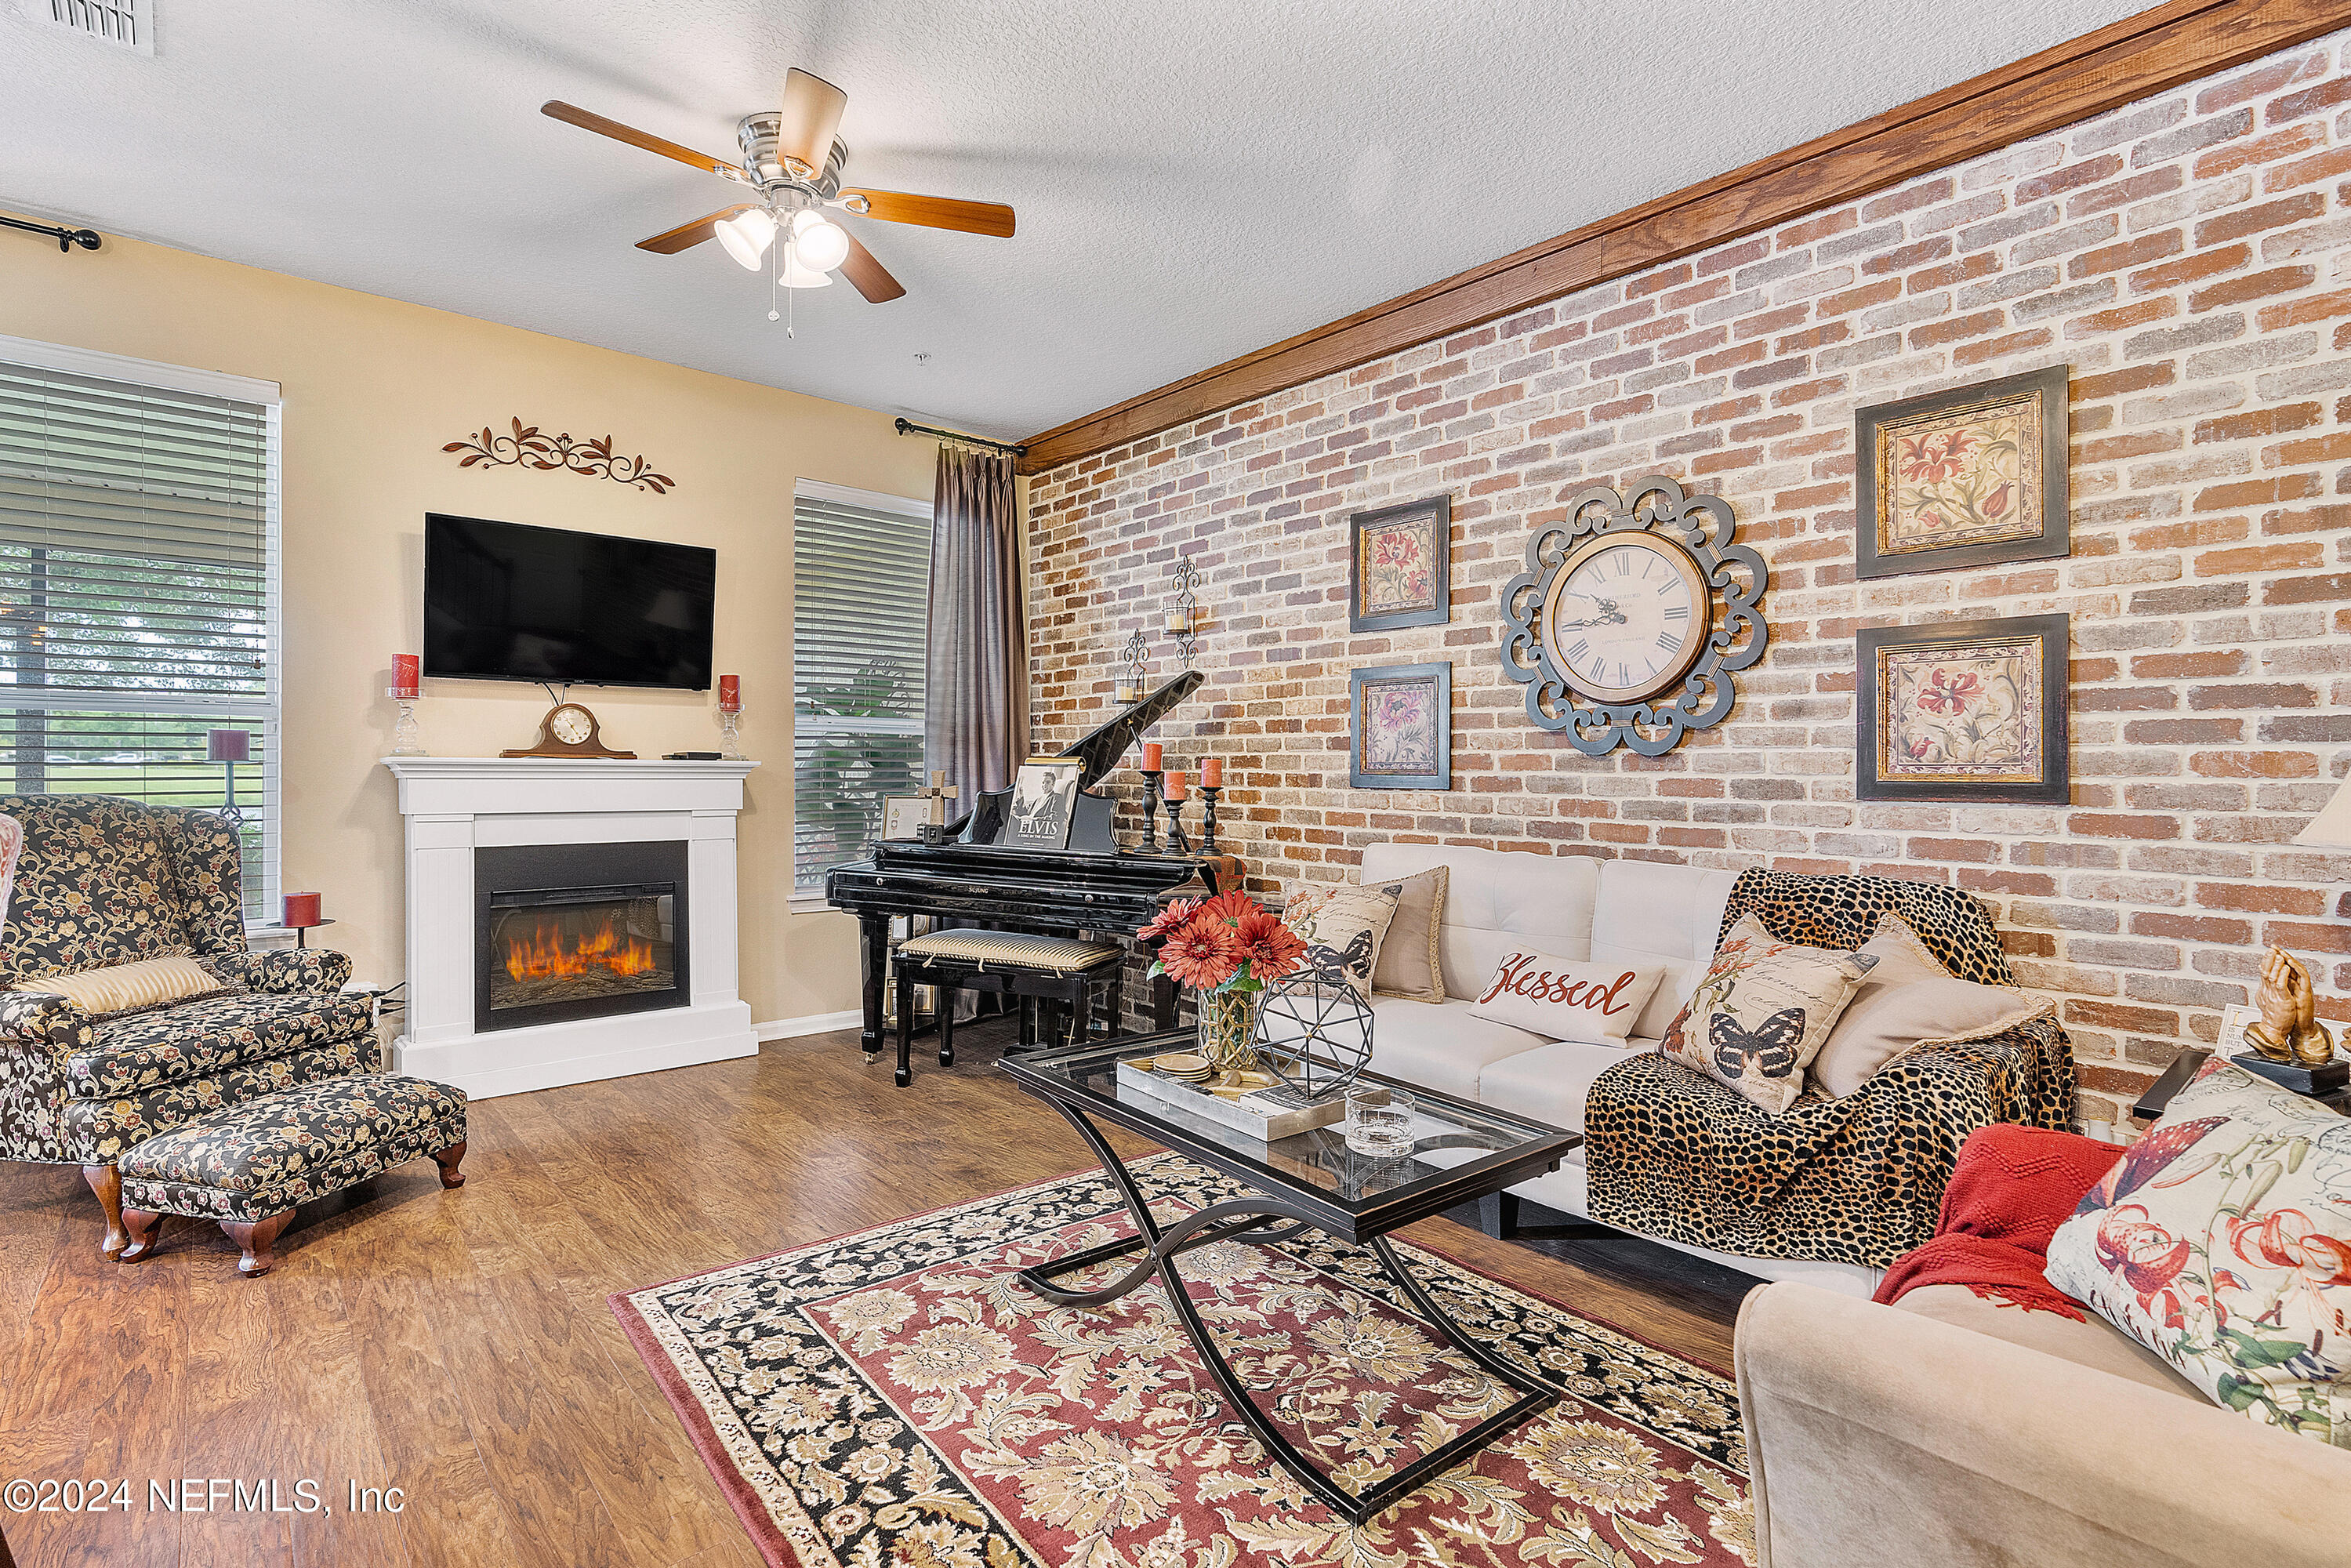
top-left (2244, 946), bottom-right (2337, 1069)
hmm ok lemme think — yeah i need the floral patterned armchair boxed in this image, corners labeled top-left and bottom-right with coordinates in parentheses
top-left (0, 795), bottom-right (378, 1256)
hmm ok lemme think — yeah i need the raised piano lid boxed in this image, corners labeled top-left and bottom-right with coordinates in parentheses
top-left (953, 670), bottom-right (1205, 853)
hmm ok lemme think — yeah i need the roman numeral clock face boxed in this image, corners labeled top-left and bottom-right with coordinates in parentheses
top-left (1538, 533), bottom-right (1714, 705)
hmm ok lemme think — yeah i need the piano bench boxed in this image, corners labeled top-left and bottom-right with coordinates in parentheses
top-left (887, 933), bottom-right (1126, 1088)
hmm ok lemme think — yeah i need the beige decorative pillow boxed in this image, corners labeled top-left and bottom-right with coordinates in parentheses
top-left (1299, 882), bottom-right (1402, 997)
top-left (1369, 865), bottom-right (1447, 1004)
top-left (1809, 913), bottom-right (2053, 1098)
top-left (13, 953), bottom-right (226, 1018)
top-left (1468, 947), bottom-right (1665, 1044)
top-left (1660, 913), bottom-right (1879, 1114)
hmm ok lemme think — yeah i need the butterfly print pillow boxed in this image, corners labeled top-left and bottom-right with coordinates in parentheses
top-left (1660, 913), bottom-right (1879, 1114)
top-left (1295, 881), bottom-right (1403, 998)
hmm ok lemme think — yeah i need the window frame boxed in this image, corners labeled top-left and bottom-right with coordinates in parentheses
top-left (0, 332), bottom-right (285, 925)
top-left (789, 477), bottom-right (933, 910)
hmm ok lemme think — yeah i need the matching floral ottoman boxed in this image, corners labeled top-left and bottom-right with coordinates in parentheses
top-left (115, 1074), bottom-right (468, 1276)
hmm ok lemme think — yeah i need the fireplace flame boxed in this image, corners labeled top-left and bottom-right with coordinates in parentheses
top-left (503, 913), bottom-right (658, 983)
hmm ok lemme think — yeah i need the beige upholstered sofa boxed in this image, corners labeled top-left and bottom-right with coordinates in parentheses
top-left (1735, 1281), bottom-right (2351, 1566)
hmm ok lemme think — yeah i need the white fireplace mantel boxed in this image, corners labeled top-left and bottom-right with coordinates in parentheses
top-left (385, 757), bottom-right (760, 1099)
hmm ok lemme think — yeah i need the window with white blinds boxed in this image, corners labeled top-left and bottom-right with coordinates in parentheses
top-left (0, 341), bottom-right (281, 919)
top-left (793, 481), bottom-right (931, 893)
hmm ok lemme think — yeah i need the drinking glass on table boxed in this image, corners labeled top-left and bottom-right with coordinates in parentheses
top-left (1344, 1087), bottom-right (1416, 1156)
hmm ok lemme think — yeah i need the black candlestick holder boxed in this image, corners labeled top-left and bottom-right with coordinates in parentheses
top-left (1199, 784), bottom-right (1221, 855)
top-left (1163, 795), bottom-right (1192, 855)
top-left (1139, 770), bottom-right (1163, 852)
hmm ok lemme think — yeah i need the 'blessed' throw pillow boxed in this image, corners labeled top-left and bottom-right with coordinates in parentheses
top-left (1660, 913), bottom-right (1879, 1114)
top-left (1468, 949), bottom-right (1664, 1044)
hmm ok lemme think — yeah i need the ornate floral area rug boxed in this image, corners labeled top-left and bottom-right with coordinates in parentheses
top-left (615, 1154), bottom-right (1752, 1566)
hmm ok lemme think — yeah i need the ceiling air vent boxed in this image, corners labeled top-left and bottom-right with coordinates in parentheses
top-left (34, 0), bottom-right (151, 52)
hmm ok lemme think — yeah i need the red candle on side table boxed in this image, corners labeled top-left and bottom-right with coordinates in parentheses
top-left (1163, 770), bottom-right (1187, 800)
top-left (1201, 757), bottom-right (1223, 787)
top-left (1142, 742), bottom-right (1163, 771)
top-left (392, 654), bottom-right (420, 699)
top-left (282, 892), bottom-right (322, 928)
top-left (717, 674), bottom-right (741, 713)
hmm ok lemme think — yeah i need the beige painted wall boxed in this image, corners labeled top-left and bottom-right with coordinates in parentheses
top-left (0, 217), bottom-right (926, 1025)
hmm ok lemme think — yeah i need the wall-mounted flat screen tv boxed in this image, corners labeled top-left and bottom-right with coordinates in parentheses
top-left (423, 514), bottom-right (717, 689)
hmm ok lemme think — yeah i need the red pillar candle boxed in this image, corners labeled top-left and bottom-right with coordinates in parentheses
top-left (282, 891), bottom-right (322, 928)
top-left (1163, 769), bottom-right (1187, 801)
top-left (1142, 742), bottom-right (1163, 771)
top-left (717, 674), bottom-right (741, 713)
top-left (1200, 757), bottom-right (1222, 787)
top-left (392, 654), bottom-right (420, 699)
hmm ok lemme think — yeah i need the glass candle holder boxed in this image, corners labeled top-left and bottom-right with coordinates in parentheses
top-left (1344, 1087), bottom-right (1416, 1157)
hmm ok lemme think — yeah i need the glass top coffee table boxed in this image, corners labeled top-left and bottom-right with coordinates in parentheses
top-left (1000, 1029), bottom-right (1581, 1524)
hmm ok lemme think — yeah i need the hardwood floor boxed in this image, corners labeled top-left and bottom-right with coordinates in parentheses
top-left (0, 1021), bottom-right (1754, 1568)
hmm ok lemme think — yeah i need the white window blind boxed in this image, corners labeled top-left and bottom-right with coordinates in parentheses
top-left (0, 345), bottom-right (281, 919)
top-left (793, 483), bottom-right (931, 893)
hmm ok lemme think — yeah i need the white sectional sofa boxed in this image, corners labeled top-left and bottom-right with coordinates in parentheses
top-left (1357, 841), bottom-right (1884, 1297)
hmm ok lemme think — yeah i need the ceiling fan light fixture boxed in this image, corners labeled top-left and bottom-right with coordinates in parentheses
top-left (791, 212), bottom-right (851, 272)
top-left (716, 207), bottom-right (778, 270)
top-left (778, 240), bottom-right (835, 289)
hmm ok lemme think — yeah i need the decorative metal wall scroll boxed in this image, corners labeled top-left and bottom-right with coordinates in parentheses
top-left (444, 418), bottom-right (676, 494)
top-left (1499, 474), bottom-right (1768, 757)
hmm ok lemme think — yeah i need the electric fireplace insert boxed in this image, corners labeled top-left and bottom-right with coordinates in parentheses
top-left (473, 840), bottom-right (690, 1032)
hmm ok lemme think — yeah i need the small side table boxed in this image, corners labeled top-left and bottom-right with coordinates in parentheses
top-left (252, 917), bottom-right (337, 949)
top-left (2133, 1047), bottom-right (2351, 1120)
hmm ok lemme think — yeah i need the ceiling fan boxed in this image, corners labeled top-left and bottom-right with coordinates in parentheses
top-left (542, 67), bottom-right (1014, 304)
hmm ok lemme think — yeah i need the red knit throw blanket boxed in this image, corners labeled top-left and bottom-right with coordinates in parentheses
top-left (1874, 1123), bottom-right (2122, 1320)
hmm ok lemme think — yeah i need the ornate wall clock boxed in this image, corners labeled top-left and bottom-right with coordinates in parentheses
top-left (1499, 474), bottom-right (1768, 757)
top-left (501, 702), bottom-right (637, 759)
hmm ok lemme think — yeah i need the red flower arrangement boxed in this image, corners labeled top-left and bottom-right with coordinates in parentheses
top-left (1140, 889), bottom-right (1308, 996)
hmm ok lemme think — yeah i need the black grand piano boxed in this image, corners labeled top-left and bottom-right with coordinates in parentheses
top-left (825, 673), bottom-right (1232, 1051)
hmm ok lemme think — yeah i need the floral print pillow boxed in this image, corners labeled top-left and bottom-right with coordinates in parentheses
top-left (1660, 913), bottom-right (1879, 1114)
top-left (2044, 1056), bottom-right (2351, 1443)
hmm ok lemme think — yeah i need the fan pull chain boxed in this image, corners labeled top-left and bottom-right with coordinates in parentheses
top-left (768, 234), bottom-right (781, 324)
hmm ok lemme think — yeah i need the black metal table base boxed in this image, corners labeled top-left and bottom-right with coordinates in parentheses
top-left (1015, 1102), bottom-right (1558, 1526)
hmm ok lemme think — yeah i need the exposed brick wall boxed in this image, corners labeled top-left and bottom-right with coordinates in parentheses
top-left (1027, 34), bottom-right (2351, 1132)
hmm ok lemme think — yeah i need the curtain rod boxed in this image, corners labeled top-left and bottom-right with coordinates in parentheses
top-left (894, 418), bottom-right (1028, 459)
top-left (2, 215), bottom-right (100, 253)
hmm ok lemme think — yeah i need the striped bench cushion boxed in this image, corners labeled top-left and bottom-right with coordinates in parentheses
top-left (897, 931), bottom-right (1123, 975)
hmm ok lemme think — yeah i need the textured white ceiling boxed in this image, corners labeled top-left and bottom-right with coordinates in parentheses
top-left (0, 0), bottom-right (2149, 442)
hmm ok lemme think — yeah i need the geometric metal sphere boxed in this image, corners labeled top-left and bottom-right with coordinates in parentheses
top-left (1252, 972), bottom-right (1375, 1102)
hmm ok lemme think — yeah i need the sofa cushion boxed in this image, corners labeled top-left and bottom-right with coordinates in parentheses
top-left (14, 953), bottom-right (230, 1019)
top-left (1475, 1034), bottom-right (1653, 1136)
top-left (1812, 915), bottom-right (2052, 1098)
top-left (1590, 859), bottom-right (1741, 1040)
top-left (1892, 1284), bottom-right (2204, 1400)
top-left (1367, 865), bottom-right (1447, 1004)
top-left (1365, 996), bottom-right (1551, 1102)
top-left (1661, 913), bottom-right (1879, 1114)
top-left (1465, 947), bottom-right (1663, 1044)
top-left (2047, 1055), bottom-right (2351, 1442)
top-left (1360, 843), bottom-right (1598, 1001)
top-left (65, 991), bottom-right (379, 1099)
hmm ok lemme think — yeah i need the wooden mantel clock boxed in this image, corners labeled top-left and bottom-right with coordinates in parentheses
top-left (502, 701), bottom-right (636, 759)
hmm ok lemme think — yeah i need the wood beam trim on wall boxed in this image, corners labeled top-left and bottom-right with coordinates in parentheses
top-left (1018, 0), bottom-right (2351, 475)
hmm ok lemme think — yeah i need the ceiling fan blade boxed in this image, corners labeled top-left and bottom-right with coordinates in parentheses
top-left (637, 205), bottom-right (755, 254)
top-left (840, 189), bottom-right (1014, 239)
top-left (541, 100), bottom-right (746, 183)
top-left (839, 233), bottom-right (906, 303)
top-left (775, 68), bottom-right (848, 180)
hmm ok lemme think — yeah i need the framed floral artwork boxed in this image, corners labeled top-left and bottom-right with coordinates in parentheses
top-left (1855, 365), bottom-right (2070, 579)
top-left (1349, 661), bottom-right (1451, 789)
top-left (1348, 495), bottom-right (1451, 631)
top-left (1856, 615), bottom-right (2069, 804)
